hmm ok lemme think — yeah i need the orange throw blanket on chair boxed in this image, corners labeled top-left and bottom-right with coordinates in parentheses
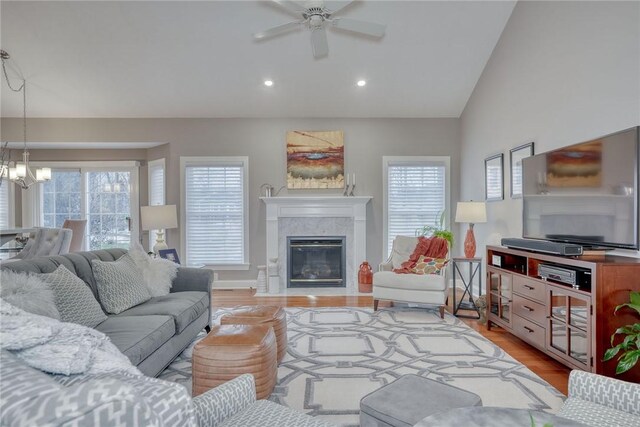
top-left (393, 236), bottom-right (449, 274)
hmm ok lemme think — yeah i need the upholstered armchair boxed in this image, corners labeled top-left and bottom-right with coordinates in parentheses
top-left (373, 236), bottom-right (449, 318)
top-left (9, 227), bottom-right (72, 261)
top-left (62, 219), bottom-right (87, 252)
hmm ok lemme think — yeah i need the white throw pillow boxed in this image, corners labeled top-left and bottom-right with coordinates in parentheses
top-left (390, 235), bottom-right (419, 269)
top-left (0, 270), bottom-right (61, 320)
top-left (92, 254), bottom-right (151, 314)
top-left (128, 241), bottom-right (178, 297)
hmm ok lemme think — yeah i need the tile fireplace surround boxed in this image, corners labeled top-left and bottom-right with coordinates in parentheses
top-left (261, 196), bottom-right (372, 295)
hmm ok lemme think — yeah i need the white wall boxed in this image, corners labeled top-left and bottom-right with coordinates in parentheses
top-left (460, 0), bottom-right (640, 258)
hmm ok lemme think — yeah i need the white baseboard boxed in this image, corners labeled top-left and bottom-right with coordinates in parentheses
top-left (212, 279), bottom-right (255, 289)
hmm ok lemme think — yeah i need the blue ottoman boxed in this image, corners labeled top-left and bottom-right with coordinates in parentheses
top-left (359, 375), bottom-right (483, 427)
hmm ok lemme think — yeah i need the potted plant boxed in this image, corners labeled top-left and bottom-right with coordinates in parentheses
top-left (603, 291), bottom-right (640, 375)
top-left (416, 211), bottom-right (454, 249)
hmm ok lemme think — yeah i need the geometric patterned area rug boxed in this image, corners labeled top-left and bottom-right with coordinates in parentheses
top-left (159, 306), bottom-right (565, 427)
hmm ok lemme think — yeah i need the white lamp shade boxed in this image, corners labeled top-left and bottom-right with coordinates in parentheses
top-left (455, 201), bottom-right (487, 224)
top-left (36, 168), bottom-right (45, 181)
top-left (141, 204), bottom-right (178, 231)
top-left (8, 167), bottom-right (17, 180)
top-left (41, 167), bottom-right (51, 180)
top-left (0, 166), bottom-right (7, 178)
top-left (15, 163), bottom-right (26, 178)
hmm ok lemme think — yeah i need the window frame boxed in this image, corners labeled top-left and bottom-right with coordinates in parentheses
top-left (180, 156), bottom-right (249, 270)
top-left (147, 158), bottom-right (166, 248)
top-left (0, 180), bottom-right (15, 229)
top-left (382, 156), bottom-right (451, 260)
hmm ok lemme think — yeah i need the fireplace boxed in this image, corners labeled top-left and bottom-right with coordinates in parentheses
top-left (287, 236), bottom-right (346, 288)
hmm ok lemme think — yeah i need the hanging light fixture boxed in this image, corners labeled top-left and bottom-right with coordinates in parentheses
top-left (0, 49), bottom-right (51, 189)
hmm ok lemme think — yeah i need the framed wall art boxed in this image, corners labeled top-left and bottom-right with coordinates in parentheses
top-left (286, 130), bottom-right (344, 189)
top-left (485, 153), bottom-right (504, 202)
top-left (509, 142), bottom-right (534, 198)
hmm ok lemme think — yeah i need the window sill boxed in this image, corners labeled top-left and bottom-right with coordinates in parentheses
top-left (200, 263), bottom-right (251, 271)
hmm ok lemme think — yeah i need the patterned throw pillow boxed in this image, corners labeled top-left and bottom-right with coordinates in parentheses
top-left (92, 254), bottom-right (151, 314)
top-left (38, 265), bottom-right (107, 328)
top-left (411, 255), bottom-right (449, 275)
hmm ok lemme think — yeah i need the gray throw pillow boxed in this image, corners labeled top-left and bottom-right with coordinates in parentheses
top-left (92, 253), bottom-right (151, 314)
top-left (0, 270), bottom-right (61, 320)
top-left (39, 265), bottom-right (107, 328)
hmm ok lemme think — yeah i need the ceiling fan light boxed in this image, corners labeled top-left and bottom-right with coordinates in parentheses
top-left (15, 163), bottom-right (26, 178)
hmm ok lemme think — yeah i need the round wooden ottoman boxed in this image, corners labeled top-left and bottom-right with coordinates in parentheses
top-left (220, 305), bottom-right (288, 363)
top-left (192, 324), bottom-right (277, 399)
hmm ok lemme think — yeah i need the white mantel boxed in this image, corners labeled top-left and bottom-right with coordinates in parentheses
top-left (260, 196), bottom-right (372, 293)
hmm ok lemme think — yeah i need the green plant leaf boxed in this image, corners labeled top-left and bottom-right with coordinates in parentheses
top-left (629, 291), bottom-right (640, 306)
top-left (615, 350), bottom-right (640, 375)
top-left (603, 345), bottom-right (621, 362)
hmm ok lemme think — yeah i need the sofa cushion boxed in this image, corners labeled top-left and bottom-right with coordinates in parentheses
top-left (373, 270), bottom-right (446, 291)
top-left (115, 291), bottom-right (208, 334)
top-left (96, 315), bottom-right (175, 365)
top-left (92, 254), bottom-right (151, 314)
top-left (39, 265), bottom-right (107, 328)
top-left (559, 397), bottom-right (640, 427)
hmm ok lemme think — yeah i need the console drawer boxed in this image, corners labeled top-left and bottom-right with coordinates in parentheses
top-left (514, 315), bottom-right (545, 349)
top-left (513, 276), bottom-right (545, 303)
top-left (513, 294), bottom-right (546, 325)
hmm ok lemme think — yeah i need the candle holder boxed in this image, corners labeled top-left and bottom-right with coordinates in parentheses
top-left (343, 184), bottom-right (352, 196)
top-left (349, 184), bottom-right (356, 197)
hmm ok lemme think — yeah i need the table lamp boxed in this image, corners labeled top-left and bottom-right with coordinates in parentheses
top-left (455, 201), bottom-right (487, 258)
top-left (141, 205), bottom-right (178, 253)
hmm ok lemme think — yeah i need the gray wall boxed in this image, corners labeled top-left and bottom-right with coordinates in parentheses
top-left (1, 117), bottom-right (461, 279)
top-left (460, 0), bottom-right (640, 258)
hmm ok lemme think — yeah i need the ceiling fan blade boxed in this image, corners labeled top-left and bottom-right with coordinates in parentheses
top-left (331, 17), bottom-right (386, 38)
top-left (310, 27), bottom-right (329, 58)
top-left (325, 1), bottom-right (355, 15)
top-left (254, 21), bottom-right (304, 40)
top-left (271, 0), bottom-right (307, 15)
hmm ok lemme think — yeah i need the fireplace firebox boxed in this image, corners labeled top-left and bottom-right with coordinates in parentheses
top-left (287, 236), bottom-right (346, 288)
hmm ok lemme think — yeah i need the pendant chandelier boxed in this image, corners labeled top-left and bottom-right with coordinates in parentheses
top-left (0, 49), bottom-right (51, 189)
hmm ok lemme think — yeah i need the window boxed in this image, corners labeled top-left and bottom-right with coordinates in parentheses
top-left (42, 170), bottom-right (82, 228)
top-left (30, 161), bottom-right (139, 250)
top-left (147, 158), bottom-right (166, 247)
top-left (383, 156), bottom-right (450, 258)
top-left (181, 157), bottom-right (248, 269)
top-left (0, 181), bottom-right (14, 229)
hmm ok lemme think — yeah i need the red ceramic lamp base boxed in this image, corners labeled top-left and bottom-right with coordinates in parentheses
top-left (464, 224), bottom-right (476, 258)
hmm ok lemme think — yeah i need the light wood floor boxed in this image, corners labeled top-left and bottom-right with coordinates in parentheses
top-left (212, 288), bottom-right (571, 395)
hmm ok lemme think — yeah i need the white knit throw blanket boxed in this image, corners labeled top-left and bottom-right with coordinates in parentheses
top-left (0, 299), bottom-right (141, 377)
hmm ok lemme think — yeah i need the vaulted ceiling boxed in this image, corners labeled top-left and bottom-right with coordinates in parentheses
top-left (0, 1), bottom-right (516, 118)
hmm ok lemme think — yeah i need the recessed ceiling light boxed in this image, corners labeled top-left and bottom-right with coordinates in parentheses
top-left (356, 80), bottom-right (366, 87)
top-left (264, 80), bottom-right (274, 87)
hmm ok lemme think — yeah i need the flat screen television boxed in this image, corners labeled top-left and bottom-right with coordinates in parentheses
top-left (522, 126), bottom-right (639, 250)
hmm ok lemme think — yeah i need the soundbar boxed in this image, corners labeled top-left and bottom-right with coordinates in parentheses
top-left (501, 238), bottom-right (583, 256)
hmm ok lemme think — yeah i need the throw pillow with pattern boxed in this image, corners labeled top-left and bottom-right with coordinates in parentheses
top-left (411, 256), bottom-right (449, 275)
top-left (38, 265), bottom-right (107, 327)
top-left (92, 253), bottom-right (151, 314)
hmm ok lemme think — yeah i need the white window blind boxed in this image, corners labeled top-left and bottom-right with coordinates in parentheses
top-left (0, 182), bottom-right (11, 229)
top-left (184, 161), bottom-right (246, 267)
top-left (148, 159), bottom-right (166, 248)
top-left (386, 161), bottom-right (447, 257)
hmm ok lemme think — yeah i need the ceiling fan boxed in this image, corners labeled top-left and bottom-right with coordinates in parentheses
top-left (254, 0), bottom-right (386, 59)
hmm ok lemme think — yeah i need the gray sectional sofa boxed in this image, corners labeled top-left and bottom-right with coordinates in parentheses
top-left (0, 248), bottom-right (213, 377)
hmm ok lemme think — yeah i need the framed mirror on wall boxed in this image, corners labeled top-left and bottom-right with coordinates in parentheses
top-left (510, 142), bottom-right (534, 198)
top-left (485, 153), bottom-right (504, 201)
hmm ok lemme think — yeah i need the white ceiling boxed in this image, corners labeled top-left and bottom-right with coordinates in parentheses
top-left (0, 1), bottom-right (516, 118)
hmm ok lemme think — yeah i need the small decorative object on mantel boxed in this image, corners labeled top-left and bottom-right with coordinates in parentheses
top-left (455, 201), bottom-right (487, 258)
top-left (358, 261), bottom-right (373, 293)
top-left (286, 130), bottom-right (344, 189)
top-left (268, 257), bottom-right (279, 294)
top-left (343, 173), bottom-right (356, 196)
